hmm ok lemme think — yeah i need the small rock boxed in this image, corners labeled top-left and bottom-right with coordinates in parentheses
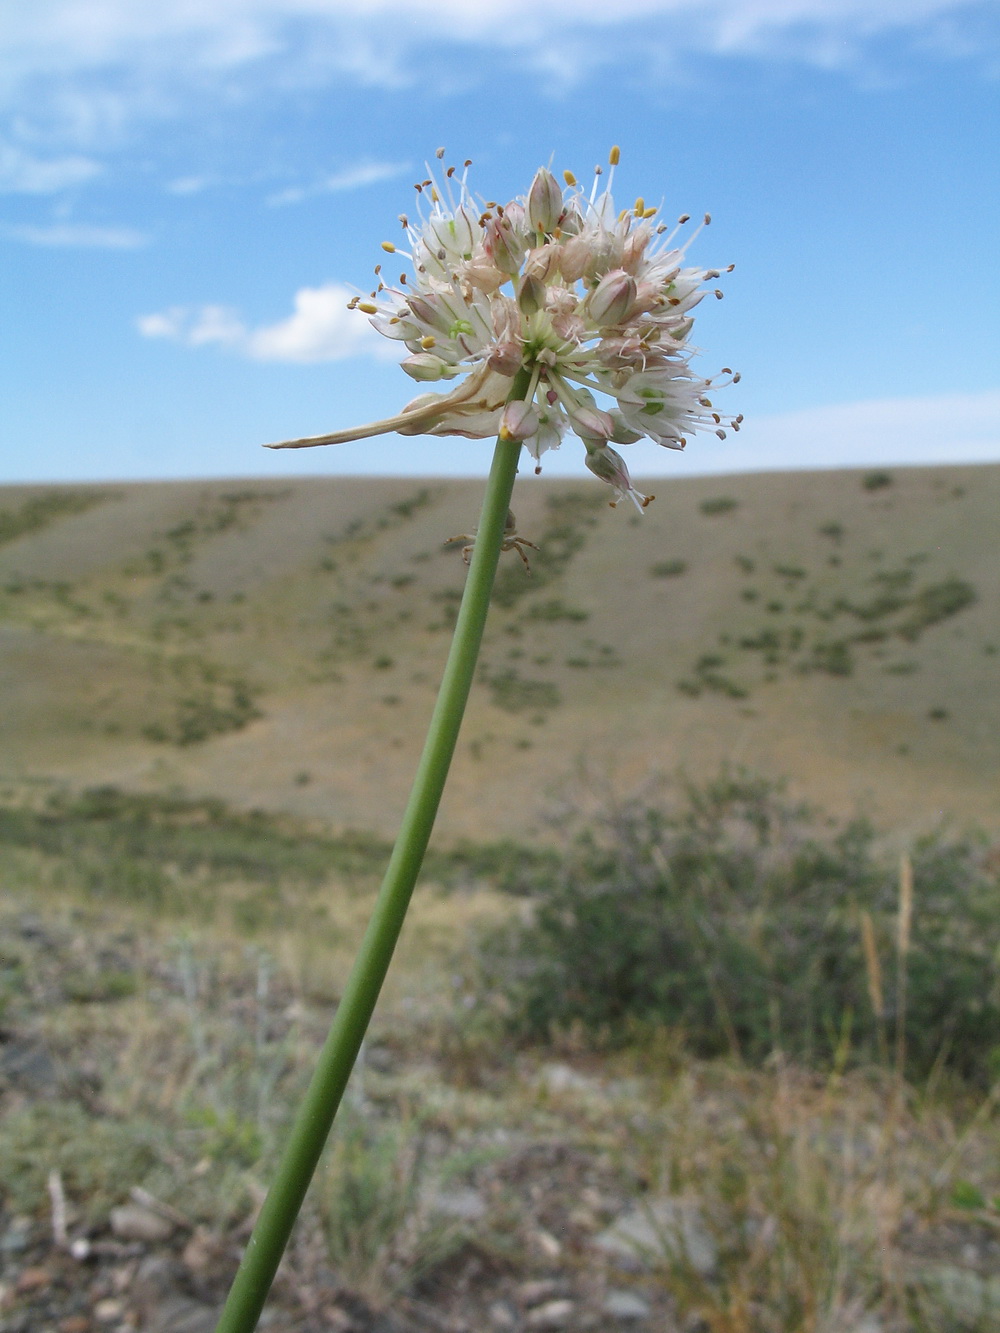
top-left (145, 1296), bottom-right (219, 1333)
top-left (531, 1227), bottom-right (562, 1259)
top-left (428, 1187), bottom-right (488, 1221)
top-left (110, 1204), bottom-right (174, 1243)
top-left (526, 1299), bottom-right (575, 1329)
top-left (594, 1197), bottom-right (717, 1277)
top-left (1, 1217), bottom-right (34, 1254)
top-left (93, 1298), bottom-right (124, 1323)
top-left (488, 1300), bottom-right (517, 1328)
top-left (922, 1264), bottom-right (1000, 1323)
top-left (603, 1289), bottom-right (652, 1320)
top-left (59, 1317), bottom-right (92, 1333)
top-left (15, 1266), bottom-right (51, 1294)
top-left (516, 1279), bottom-right (562, 1306)
top-left (538, 1063), bottom-right (594, 1094)
top-left (181, 1227), bottom-right (229, 1276)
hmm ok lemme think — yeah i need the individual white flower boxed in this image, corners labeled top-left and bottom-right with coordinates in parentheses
top-left (267, 147), bottom-right (740, 511)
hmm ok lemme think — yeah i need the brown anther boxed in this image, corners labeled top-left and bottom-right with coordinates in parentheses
top-left (733, 373), bottom-right (742, 383)
top-left (446, 166), bottom-right (456, 177)
top-left (716, 429), bottom-right (726, 439)
top-left (435, 147), bottom-right (445, 159)
top-left (713, 414), bottom-right (721, 423)
top-left (704, 213), bottom-right (712, 224)
top-left (678, 214), bottom-right (691, 224)
top-left (726, 264), bottom-right (735, 272)
top-left (714, 290), bottom-right (724, 299)
top-left (399, 273), bottom-right (407, 284)
top-left (399, 214), bottom-right (409, 227)
top-left (642, 494), bottom-right (655, 508)
top-left (464, 159), bottom-right (472, 167)
top-left (722, 367), bottom-right (732, 374)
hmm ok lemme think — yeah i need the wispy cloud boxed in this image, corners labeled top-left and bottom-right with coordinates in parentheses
top-left (267, 160), bottom-right (409, 207)
top-left (0, 141), bottom-right (102, 193)
top-left (136, 283), bottom-right (395, 363)
top-left (2, 2), bottom-right (994, 157)
top-left (3, 221), bottom-right (148, 247)
top-left (663, 389), bottom-right (1000, 475)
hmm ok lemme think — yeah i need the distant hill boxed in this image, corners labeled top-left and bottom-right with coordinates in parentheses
top-left (1, 465), bottom-right (997, 840)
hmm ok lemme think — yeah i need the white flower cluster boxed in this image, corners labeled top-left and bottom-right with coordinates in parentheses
top-left (268, 148), bottom-right (740, 511)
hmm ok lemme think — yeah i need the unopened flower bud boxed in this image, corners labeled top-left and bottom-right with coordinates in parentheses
top-left (499, 401), bottom-right (539, 442)
top-left (588, 269), bottom-right (637, 326)
top-left (487, 341), bottom-right (522, 376)
top-left (517, 275), bottom-right (546, 318)
top-left (527, 167), bottom-right (563, 235)
top-left (483, 211), bottom-right (526, 275)
top-left (570, 406), bottom-right (615, 441)
top-left (401, 353), bottom-right (455, 382)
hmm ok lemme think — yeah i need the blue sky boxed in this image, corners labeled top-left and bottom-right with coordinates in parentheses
top-left (1, 0), bottom-right (998, 484)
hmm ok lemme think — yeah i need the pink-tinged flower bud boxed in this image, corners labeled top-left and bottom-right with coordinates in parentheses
top-left (527, 167), bottom-right (563, 235)
top-left (588, 269), bottom-right (637, 327)
top-left (484, 211), bottom-right (526, 275)
top-left (488, 341), bottom-right (522, 376)
top-left (523, 245), bottom-right (559, 283)
top-left (517, 275), bottom-right (546, 318)
top-left (499, 401), bottom-right (539, 442)
top-left (584, 444), bottom-right (653, 511)
top-left (570, 406), bottom-right (615, 441)
top-left (556, 236), bottom-right (590, 283)
top-left (401, 353), bottom-right (456, 382)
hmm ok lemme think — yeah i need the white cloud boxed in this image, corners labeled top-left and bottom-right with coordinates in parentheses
top-left (3, 221), bottom-right (147, 247)
top-left (136, 283), bottom-right (394, 362)
top-left (266, 159), bottom-right (409, 207)
top-left (647, 388), bottom-right (1000, 475)
top-left (0, 141), bottom-right (102, 193)
top-left (0, 1), bottom-right (993, 157)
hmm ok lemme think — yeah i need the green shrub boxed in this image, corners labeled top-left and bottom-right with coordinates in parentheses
top-left (477, 773), bottom-right (1000, 1083)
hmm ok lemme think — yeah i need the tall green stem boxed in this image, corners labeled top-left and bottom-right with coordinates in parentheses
top-left (214, 370), bottom-right (530, 1333)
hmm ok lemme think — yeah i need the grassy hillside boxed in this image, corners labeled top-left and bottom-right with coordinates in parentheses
top-left (1, 464), bottom-right (997, 839)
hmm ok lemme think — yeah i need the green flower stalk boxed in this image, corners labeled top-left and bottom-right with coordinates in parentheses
top-left (216, 148), bottom-right (735, 1332)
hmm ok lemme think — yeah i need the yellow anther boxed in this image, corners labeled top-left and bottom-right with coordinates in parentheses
top-left (563, 169), bottom-right (577, 186)
top-left (609, 145), bottom-right (621, 166)
top-left (420, 335), bottom-right (436, 349)
top-left (642, 207), bottom-right (658, 219)
top-left (634, 197), bottom-right (645, 215)
top-left (380, 241), bottom-right (396, 253)
top-left (357, 301), bottom-right (378, 314)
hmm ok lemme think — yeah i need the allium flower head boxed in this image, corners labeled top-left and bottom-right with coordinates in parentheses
top-left (268, 148), bottom-right (741, 512)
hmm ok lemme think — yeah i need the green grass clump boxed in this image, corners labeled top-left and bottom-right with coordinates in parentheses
top-left (482, 668), bottom-right (561, 714)
top-left (0, 490), bottom-right (115, 548)
top-left (477, 772), bottom-right (1000, 1083)
top-left (699, 497), bottom-right (738, 516)
top-left (650, 559), bottom-right (688, 578)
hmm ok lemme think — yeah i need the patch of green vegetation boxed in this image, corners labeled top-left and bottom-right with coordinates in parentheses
top-left (142, 656), bottom-right (261, 745)
top-left (699, 496), bottom-right (739, 516)
top-left (898, 579), bottom-right (977, 641)
top-left (863, 471), bottom-right (893, 491)
top-left (492, 491), bottom-right (603, 609)
top-left (478, 770), bottom-right (1000, 1083)
top-left (0, 490), bottom-right (116, 549)
top-left (818, 522), bottom-right (844, 542)
top-left (524, 598), bottom-right (589, 623)
top-left (810, 640), bottom-right (854, 677)
top-left (482, 668), bottom-right (562, 714)
top-left (773, 565), bottom-right (806, 579)
top-left (650, 560), bottom-right (688, 578)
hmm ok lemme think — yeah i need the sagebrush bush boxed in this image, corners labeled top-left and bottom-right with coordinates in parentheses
top-left (477, 772), bottom-right (1000, 1083)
